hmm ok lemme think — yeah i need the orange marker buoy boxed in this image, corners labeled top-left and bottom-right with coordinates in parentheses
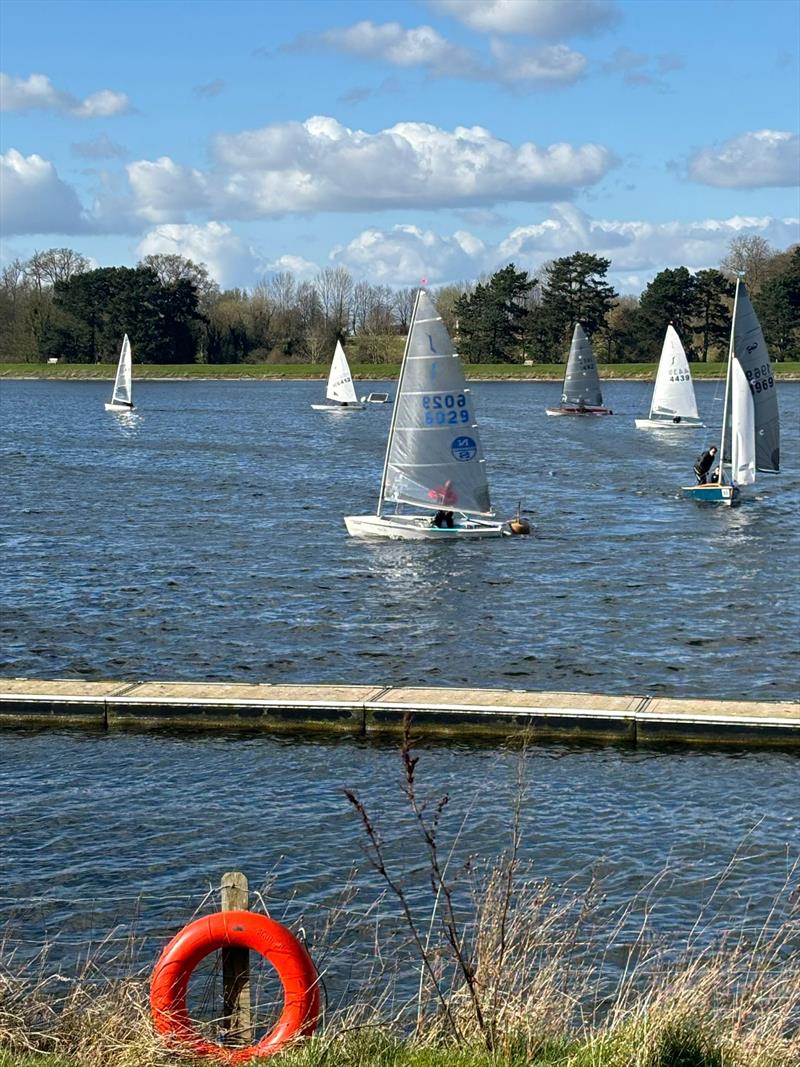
top-left (151, 910), bottom-right (319, 1063)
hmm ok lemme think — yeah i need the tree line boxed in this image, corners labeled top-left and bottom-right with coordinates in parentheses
top-left (0, 237), bottom-right (797, 365)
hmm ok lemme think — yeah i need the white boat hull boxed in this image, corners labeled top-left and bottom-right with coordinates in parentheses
top-left (635, 417), bottom-right (704, 429)
top-left (311, 402), bottom-right (365, 411)
top-left (344, 514), bottom-right (508, 540)
top-left (105, 402), bottom-right (134, 412)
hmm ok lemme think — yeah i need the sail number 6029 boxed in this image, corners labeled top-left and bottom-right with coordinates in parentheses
top-left (423, 393), bottom-right (470, 425)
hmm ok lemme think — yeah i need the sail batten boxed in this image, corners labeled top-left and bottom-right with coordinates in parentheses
top-left (381, 290), bottom-right (493, 517)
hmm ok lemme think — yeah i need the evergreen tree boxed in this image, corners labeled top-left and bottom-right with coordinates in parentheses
top-left (454, 264), bottom-right (534, 363)
top-left (754, 246), bottom-right (800, 361)
top-left (536, 253), bottom-right (617, 360)
top-left (693, 269), bottom-right (734, 362)
top-left (638, 267), bottom-right (701, 360)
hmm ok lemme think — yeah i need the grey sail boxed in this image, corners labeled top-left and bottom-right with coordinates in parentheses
top-left (382, 291), bottom-right (492, 516)
top-left (732, 283), bottom-right (780, 472)
top-left (561, 323), bottom-right (603, 407)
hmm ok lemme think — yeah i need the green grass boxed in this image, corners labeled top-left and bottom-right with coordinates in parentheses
top-left (2, 360), bottom-right (799, 381)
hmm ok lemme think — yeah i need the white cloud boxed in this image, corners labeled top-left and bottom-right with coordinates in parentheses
top-left (127, 157), bottom-right (210, 222)
top-left (293, 20), bottom-right (587, 88)
top-left (209, 117), bottom-right (614, 214)
top-left (429, 0), bottom-right (621, 38)
top-left (136, 222), bottom-right (259, 288)
top-left (324, 206), bottom-right (799, 291)
top-left (313, 20), bottom-right (479, 76)
top-left (0, 149), bottom-right (86, 235)
top-left (264, 254), bottom-right (319, 279)
top-left (489, 40), bottom-right (587, 85)
top-left (686, 130), bottom-right (800, 189)
top-left (0, 73), bottom-right (130, 118)
top-left (331, 224), bottom-right (484, 285)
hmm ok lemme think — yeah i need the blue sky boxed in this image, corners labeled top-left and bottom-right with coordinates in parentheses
top-left (2, 0), bottom-right (798, 293)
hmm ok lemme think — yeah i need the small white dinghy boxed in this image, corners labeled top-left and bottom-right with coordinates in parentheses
top-left (311, 340), bottom-right (364, 411)
top-left (104, 334), bottom-right (134, 412)
top-left (545, 323), bottom-right (611, 416)
top-left (635, 324), bottom-right (703, 429)
top-left (345, 289), bottom-right (510, 540)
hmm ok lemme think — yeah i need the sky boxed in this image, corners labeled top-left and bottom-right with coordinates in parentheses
top-left (1, 0), bottom-right (799, 294)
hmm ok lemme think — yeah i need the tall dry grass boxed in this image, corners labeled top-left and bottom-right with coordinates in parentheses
top-left (2, 720), bottom-right (797, 1066)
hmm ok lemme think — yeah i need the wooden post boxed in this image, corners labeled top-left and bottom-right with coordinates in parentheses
top-left (221, 871), bottom-right (252, 1045)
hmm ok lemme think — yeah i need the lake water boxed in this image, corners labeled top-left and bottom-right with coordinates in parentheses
top-left (0, 378), bottom-right (797, 1014)
top-left (1, 378), bottom-right (798, 698)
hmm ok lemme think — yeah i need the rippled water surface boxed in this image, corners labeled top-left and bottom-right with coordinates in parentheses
top-left (1, 378), bottom-right (798, 697)
top-left (0, 379), bottom-right (797, 1001)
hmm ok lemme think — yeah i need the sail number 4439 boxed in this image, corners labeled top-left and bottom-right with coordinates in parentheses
top-left (423, 393), bottom-right (470, 425)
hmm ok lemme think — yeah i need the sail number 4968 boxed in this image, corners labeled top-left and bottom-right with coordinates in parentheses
top-left (422, 393), bottom-right (470, 425)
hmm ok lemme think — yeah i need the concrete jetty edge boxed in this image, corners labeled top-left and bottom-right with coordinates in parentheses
top-left (0, 679), bottom-right (798, 747)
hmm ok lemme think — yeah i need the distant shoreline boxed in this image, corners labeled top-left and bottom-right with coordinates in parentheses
top-left (2, 361), bottom-right (799, 383)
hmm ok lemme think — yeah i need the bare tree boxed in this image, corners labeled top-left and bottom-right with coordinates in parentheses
top-left (314, 266), bottom-right (353, 337)
top-left (720, 235), bottom-right (774, 294)
top-left (392, 287), bottom-right (416, 332)
top-left (138, 253), bottom-right (219, 307)
top-left (25, 248), bottom-right (90, 289)
top-left (268, 271), bottom-right (296, 312)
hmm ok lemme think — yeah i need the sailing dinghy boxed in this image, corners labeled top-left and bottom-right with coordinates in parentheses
top-left (105, 334), bottom-right (134, 412)
top-left (311, 340), bottom-right (364, 411)
top-left (344, 290), bottom-right (509, 539)
top-left (636, 324), bottom-right (703, 429)
top-left (546, 324), bottom-right (611, 416)
top-left (681, 278), bottom-right (779, 506)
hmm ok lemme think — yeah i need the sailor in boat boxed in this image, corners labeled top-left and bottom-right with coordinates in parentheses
top-left (429, 479), bottom-right (457, 528)
top-left (693, 445), bottom-right (718, 484)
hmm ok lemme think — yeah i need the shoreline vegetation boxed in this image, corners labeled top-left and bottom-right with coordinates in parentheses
top-left (2, 725), bottom-right (797, 1067)
top-left (2, 360), bottom-right (800, 382)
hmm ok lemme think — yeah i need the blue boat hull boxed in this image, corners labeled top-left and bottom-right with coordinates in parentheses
top-left (681, 483), bottom-right (740, 506)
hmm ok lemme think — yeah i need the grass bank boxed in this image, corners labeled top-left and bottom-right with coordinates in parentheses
top-left (2, 361), bottom-right (799, 381)
top-left (2, 732), bottom-right (796, 1066)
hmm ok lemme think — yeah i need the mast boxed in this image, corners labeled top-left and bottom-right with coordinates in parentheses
top-left (717, 277), bottom-right (741, 484)
top-left (376, 288), bottom-right (421, 515)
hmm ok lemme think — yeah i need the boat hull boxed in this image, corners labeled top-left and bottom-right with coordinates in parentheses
top-left (105, 402), bottom-right (134, 412)
top-left (681, 483), bottom-right (740, 507)
top-left (635, 417), bottom-right (704, 429)
top-left (546, 406), bottom-right (612, 417)
top-left (311, 402), bottom-right (365, 411)
top-left (344, 514), bottom-right (508, 540)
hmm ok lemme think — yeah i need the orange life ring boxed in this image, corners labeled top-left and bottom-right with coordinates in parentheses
top-left (150, 910), bottom-right (319, 1063)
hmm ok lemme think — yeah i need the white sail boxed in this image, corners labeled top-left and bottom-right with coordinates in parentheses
top-left (561, 324), bottom-right (603, 408)
top-left (110, 334), bottom-right (132, 406)
top-left (731, 284), bottom-right (780, 473)
top-left (730, 358), bottom-right (756, 485)
top-left (380, 290), bottom-right (492, 516)
top-left (649, 325), bottom-right (701, 423)
top-left (326, 341), bottom-right (358, 404)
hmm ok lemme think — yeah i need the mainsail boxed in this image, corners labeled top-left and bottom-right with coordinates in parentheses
top-left (649, 325), bottom-right (700, 422)
top-left (326, 341), bottom-right (358, 405)
top-left (111, 334), bottom-right (132, 406)
top-left (561, 324), bottom-right (603, 407)
top-left (732, 284), bottom-right (780, 472)
top-left (380, 291), bottom-right (492, 516)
